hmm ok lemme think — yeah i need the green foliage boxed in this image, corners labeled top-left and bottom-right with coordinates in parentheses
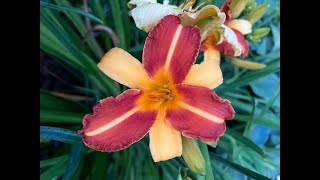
top-left (211, 153), bottom-right (271, 180)
top-left (40, 0), bottom-right (280, 179)
top-left (40, 1), bottom-right (103, 24)
top-left (40, 126), bottom-right (82, 144)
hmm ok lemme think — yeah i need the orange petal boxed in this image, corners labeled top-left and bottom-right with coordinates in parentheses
top-left (98, 47), bottom-right (152, 89)
top-left (149, 106), bottom-right (182, 162)
top-left (183, 59), bottom-right (223, 89)
top-left (228, 19), bottom-right (252, 35)
top-left (204, 47), bottom-right (220, 63)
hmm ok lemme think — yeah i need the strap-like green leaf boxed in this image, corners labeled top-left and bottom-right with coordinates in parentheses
top-left (110, 0), bottom-right (127, 49)
top-left (211, 153), bottom-right (271, 180)
top-left (40, 1), bottom-right (103, 24)
top-left (198, 142), bottom-right (214, 180)
top-left (40, 155), bottom-right (68, 168)
top-left (40, 110), bottom-right (84, 124)
top-left (243, 98), bottom-right (256, 136)
top-left (226, 129), bottom-right (266, 159)
top-left (40, 126), bottom-right (83, 144)
top-left (40, 90), bottom-right (87, 112)
top-left (91, 152), bottom-right (108, 180)
top-left (40, 156), bottom-right (68, 180)
top-left (220, 59), bottom-right (279, 91)
top-left (40, 8), bottom-right (120, 96)
top-left (63, 144), bottom-right (86, 180)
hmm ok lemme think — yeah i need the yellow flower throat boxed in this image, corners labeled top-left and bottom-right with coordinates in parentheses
top-left (148, 81), bottom-right (175, 102)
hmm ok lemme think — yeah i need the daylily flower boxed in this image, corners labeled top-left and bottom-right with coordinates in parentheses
top-left (202, 0), bottom-right (251, 63)
top-left (79, 15), bottom-right (235, 162)
top-left (202, 0), bottom-right (268, 70)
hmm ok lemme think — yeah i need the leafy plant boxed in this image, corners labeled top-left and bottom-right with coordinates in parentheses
top-left (40, 0), bottom-right (280, 179)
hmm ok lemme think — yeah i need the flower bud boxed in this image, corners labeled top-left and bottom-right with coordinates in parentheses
top-left (243, 0), bottom-right (257, 14)
top-left (230, 0), bottom-right (246, 18)
top-left (248, 35), bottom-right (261, 43)
top-left (248, 27), bottom-right (270, 43)
top-left (182, 137), bottom-right (206, 175)
top-left (246, 4), bottom-right (269, 25)
top-left (229, 57), bottom-right (266, 69)
top-left (252, 27), bottom-right (270, 38)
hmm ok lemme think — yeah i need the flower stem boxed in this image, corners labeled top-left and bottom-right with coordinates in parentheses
top-left (83, 25), bottom-right (119, 47)
top-left (198, 142), bottom-right (214, 180)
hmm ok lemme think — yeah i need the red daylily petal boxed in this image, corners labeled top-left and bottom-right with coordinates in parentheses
top-left (79, 89), bottom-right (157, 151)
top-left (221, 0), bottom-right (231, 24)
top-left (200, 43), bottom-right (208, 51)
top-left (166, 84), bottom-right (235, 143)
top-left (143, 15), bottom-right (201, 84)
top-left (214, 28), bottom-right (249, 57)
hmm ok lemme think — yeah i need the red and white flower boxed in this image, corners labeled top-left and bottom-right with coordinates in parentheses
top-left (203, 0), bottom-right (252, 63)
top-left (79, 15), bottom-right (235, 162)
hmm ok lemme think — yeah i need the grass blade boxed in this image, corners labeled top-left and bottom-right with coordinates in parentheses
top-left (40, 1), bottom-right (103, 24)
top-left (211, 153), bottom-right (271, 180)
top-left (53, 0), bottom-right (104, 58)
top-left (63, 144), bottom-right (86, 180)
top-left (233, 114), bottom-right (251, 122)
top-left (120, 0), bottom-right (130, 44)
top-left (90, 0), bottom-right (112, 50)
top-left (40, 20), bottom-right (86, 72)
top-left (40, 155), bottom-right (68, 168)
top-left (40, 90), bottom-right (86, 112)
top-left (198, 142), bottom-right (214, 180)
top-left (40, 157), bottom-right (68, 180)
top-left (219, 59), bottom-right (279, 92)
top-left (244, 98), bottom-right (256, 136)
top-left (40, 8), bottom-right (120, 96)
top-left (177, 167), bottom-right (189, 180)
top-left (91, 152), bottom-right (108, 180)
top-left (40, 110), bottom-right (84, 124)
top-left (257, 84), bottom-right (280, 120)
top-left (233, 112), bottom-right (280, 129)
top-left (211, 162), bottom-right (232, 180)
top-left (40, 126), bottom-right (83, 144)
top-left (226, 129), bottom-right (266, 159)
top-left (109, 0), bottom-right (127, 49)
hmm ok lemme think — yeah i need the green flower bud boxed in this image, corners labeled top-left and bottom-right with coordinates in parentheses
top-left (248, 35), bottom-right (261, 43)
top-left (242, 0), bottom-right (256, 14)
top-left (252, 27), bottom-right (270, 38)
top-left (247, 27), bottom-right (270, 43)
top-left (182, 137), bottom-right (206, 176)
top-left (230, 0), bottom-right (246, 18)
top-left (229, 57), bottom-right (266, 69)
top-left (246, 4), bottom-right (269, 25)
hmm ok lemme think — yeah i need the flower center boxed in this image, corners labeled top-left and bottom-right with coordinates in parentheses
top-left (148, 81), bottom-right (175, 102)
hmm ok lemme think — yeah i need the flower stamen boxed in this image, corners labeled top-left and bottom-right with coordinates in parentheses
top-left (148, 82), bottom-right (175, 101)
